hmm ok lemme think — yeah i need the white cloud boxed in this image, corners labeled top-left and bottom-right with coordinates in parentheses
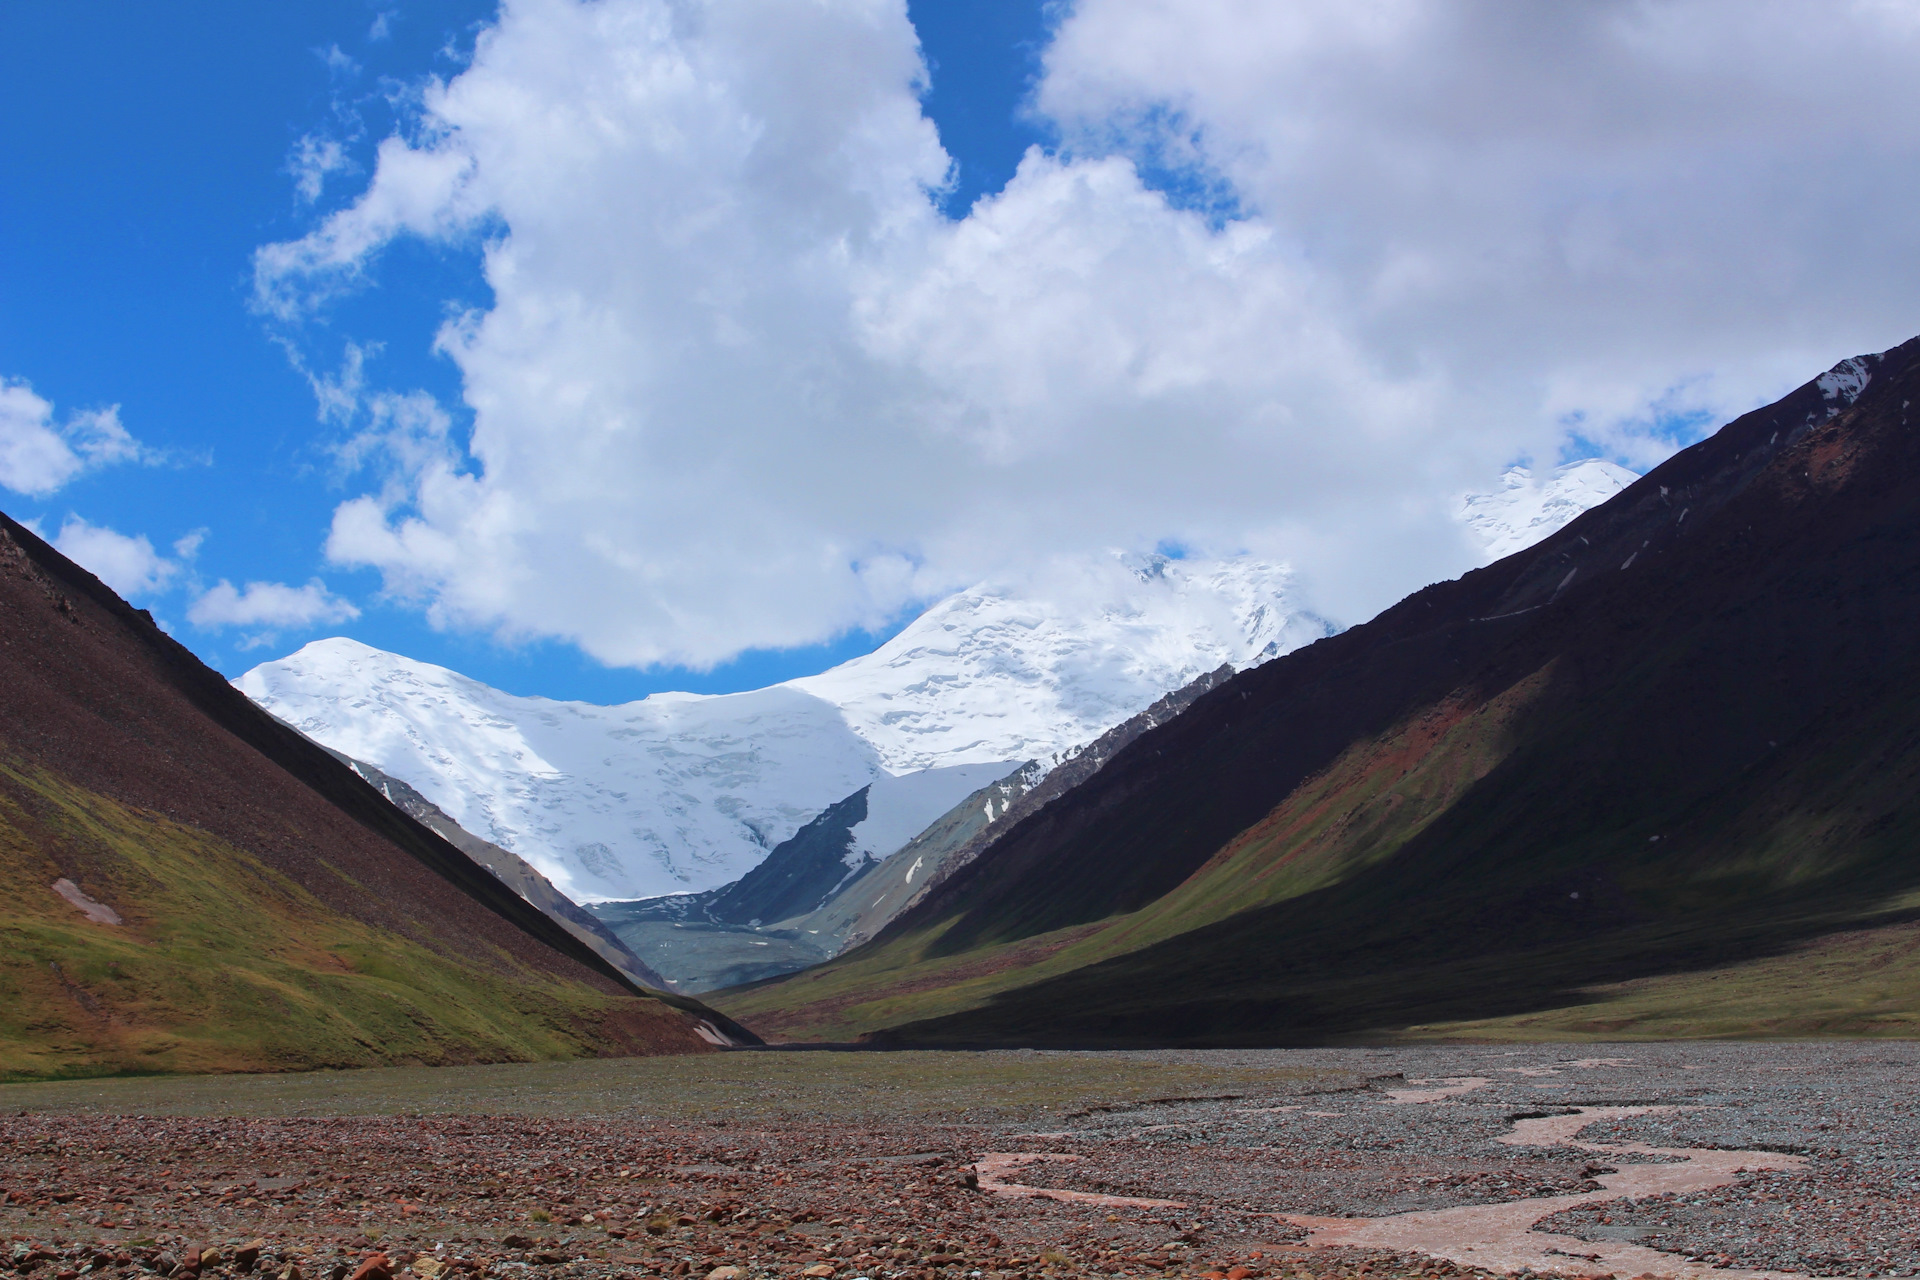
top-left (289, 133), bottom-right (352, 204)
top-left (188, 579), bottom-right (361, 632)
top-left (0, 379), bottom-right (147, 497)
top-left (255, 0), bottom-right (1920, 667)
top-left (52, 517), bottom-right (188, 597)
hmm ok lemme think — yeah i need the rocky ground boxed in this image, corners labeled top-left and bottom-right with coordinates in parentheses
top-left (0, 1044), bottom-right (1912, 1280)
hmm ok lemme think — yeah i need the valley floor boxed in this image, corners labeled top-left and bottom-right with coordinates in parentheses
top-left (0, 1045), bottom-right (1912, 1280)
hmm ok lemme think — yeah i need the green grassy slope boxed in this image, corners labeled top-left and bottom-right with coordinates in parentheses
top-left (714, 674), bottom-right (1551, 1041)
top-left (0, 511), bottom-right (738, 1077)
top-left (0, 759), bottom-right (699, 1080)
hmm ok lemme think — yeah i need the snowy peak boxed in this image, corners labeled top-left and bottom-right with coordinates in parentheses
top-left (789, 554), bottom-right (1333, 773)
top-left (237, 553), bottom-right (1334, 905)
top-left (237, 637), bottom-right (883, 903)
top-left (1459, 459), bottom-right (1640, 563)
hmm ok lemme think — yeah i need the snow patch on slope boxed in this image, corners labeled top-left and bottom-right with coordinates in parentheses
top-left (847, 763), bottom-right (1020, 866)
top-left (1459, 459), bottom-right (1640, 563)
top-left (1817, 357), bottom-right (1873, 405)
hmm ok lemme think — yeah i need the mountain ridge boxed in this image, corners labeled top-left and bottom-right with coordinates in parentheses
top-left (713, 340), bottom-right (1920, 1045)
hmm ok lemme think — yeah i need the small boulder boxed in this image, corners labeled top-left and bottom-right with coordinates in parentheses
top-left (348, 1254), bottom-right (392, 1280)
top-left (705, 1268), bottom-right (745, 1280)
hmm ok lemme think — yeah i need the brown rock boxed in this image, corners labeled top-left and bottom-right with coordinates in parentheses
top-left (705, 1268), bottom-right (745, 1280)
top-left (349, 1254), bottom-right (393, 1280)
top-left (236, 1242), bottom-right (265, 1273)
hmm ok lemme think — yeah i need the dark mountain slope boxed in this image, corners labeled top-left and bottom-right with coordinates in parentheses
top-left (708, 788), bottom-right (875, 926)
top-left (0, 513), bottom-right (752, 1077)
top-left (336, 752), bottom-right (675, 992)
top-left (895, 351), bottom-right (1899, 958)
top-left (715, 340), bottom-right (1920, 1044)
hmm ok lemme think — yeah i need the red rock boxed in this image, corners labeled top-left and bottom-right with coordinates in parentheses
top-left (350, 1253), bottom-right (393, 1280)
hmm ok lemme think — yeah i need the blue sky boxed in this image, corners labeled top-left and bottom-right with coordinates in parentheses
top-left (5, 1), bottom-right (1916, 703)
top-left (0, 0), bottom-right (1050, 699)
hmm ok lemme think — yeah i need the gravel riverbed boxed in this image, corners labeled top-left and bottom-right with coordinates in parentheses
top-left (0, 1043), bottom-right (1910, 1280)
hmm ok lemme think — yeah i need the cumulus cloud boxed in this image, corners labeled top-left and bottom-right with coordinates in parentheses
top-left (187, 578), bottom-right (360, 646)
top-left (256, 0), bottom-right (1920, 667)
top-left (0, 379), bottom-right (147, 497)
top-left (50, 517), bottom-right (194, 597)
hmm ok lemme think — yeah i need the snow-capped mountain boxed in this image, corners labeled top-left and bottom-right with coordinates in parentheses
top-left (238, 554), bottom-right (1328, 903)
top-left (239, 642), bottom-right (886, 902)
top-left (792, 554), bottom-right (1332, 773)
top-left (238, 498), bottom-right (1624, 906)
top-left (1459, 459), bottom-right (1641, 561)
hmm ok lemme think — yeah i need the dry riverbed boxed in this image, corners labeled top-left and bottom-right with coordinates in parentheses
top-left (0, 1044), bottom-right (1912, 1280)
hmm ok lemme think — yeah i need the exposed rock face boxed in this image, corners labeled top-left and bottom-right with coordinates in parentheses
top-left (873, 664), bottom-right (1236, 939)
top-left (590, 763), bottom-right (1031, 992)
top-left (812, 762), bottom-right (1046, 953)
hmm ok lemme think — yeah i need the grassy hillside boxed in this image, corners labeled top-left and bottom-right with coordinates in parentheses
top-left (0, 511), bottom-right (739, 1077)
top-left (714, 675), bottom-right (1551, 1041)
top-left (0, 758), bottom-right (698, 1080)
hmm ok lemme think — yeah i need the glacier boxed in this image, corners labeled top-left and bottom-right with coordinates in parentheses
top-left (238, 553), bottom-right (1331, 903)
